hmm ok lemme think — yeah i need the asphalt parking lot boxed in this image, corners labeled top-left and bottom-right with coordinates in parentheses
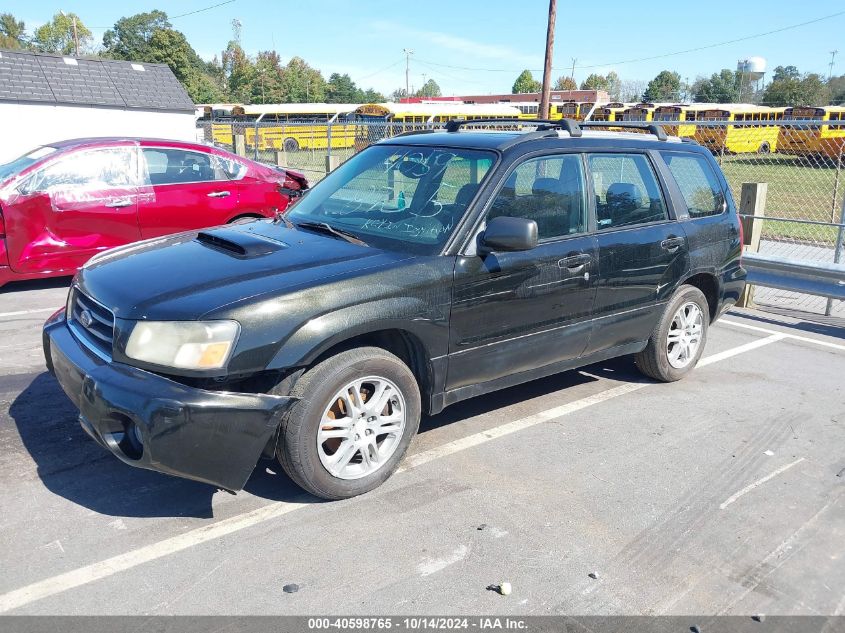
top-left (0, 278), bottom-right (844, 616)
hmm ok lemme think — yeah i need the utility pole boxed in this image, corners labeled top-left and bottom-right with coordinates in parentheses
top-left (538, 0), bottom-right (557, 120)
top-left (72, 16), bottom-right (79, 56)
top-left (421, 73), bottom-right (427, 98)
top-left (60, 11), bottom-right (80, 56)
top-left (829, 50), bottom-right (839, 81)
top-left (403, 48), bottom-right (414, 100)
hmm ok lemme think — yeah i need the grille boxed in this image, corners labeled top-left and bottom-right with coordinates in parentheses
top-left (69, 288), bottom-right (115, 358)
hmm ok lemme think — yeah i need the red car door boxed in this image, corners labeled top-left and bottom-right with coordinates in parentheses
top-left (138, 147), bottom-right (240, 238)
top-left (3, 145), bottom-right (141, 275)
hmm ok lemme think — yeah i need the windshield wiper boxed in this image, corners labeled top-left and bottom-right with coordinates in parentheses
top-left (294, 221), bottom-right (369, 247)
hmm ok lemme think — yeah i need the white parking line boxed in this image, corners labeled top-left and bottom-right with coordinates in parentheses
top-left (719, 457), bottom-right (806, 510)
top-left (0, 331), bottom-right (786, 613)
top-left (0, 308), bottom-right (58, 320)
top-left (720, 319), bottom-right (845, 352)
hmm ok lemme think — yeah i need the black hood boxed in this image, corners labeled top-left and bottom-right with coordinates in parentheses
top-left (77, 221), bottom-right (412, 320)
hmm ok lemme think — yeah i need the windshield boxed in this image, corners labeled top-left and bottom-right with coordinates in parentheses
top-left (0, 146), bottom-right (58, 184)
top-left (287, 144), bottom-right (496, 255)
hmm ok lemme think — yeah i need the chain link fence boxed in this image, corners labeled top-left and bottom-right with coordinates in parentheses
top-left (197, 118), bottom-right (845, 317)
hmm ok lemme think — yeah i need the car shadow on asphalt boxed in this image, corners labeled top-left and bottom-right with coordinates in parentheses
top-left (0, 276), bottom-right (73, 294)
top-left (9, 372), bottom-right (312, 520)
top-left (11, 357), bottom-right (644, 520)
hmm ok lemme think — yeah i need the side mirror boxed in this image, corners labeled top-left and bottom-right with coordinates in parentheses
top-left (480, 216), bottom-right (538, 253)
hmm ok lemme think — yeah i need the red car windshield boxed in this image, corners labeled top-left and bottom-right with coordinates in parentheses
top-left (0, 146), bottom-right (58, 184)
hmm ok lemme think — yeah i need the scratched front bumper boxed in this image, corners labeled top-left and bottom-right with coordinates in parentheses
top-left (43, 311), bottom-right (295, 491)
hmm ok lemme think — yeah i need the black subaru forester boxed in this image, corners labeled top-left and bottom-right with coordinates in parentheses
top-left (43, 120), bottom-right (746, 500)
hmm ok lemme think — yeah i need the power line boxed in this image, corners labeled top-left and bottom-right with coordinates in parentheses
top-left (354, 58), bottom-right (404, 83)
top-left (171, 0), bottom-right (236, 19)
top-left (415, 9), bottom-right (845, 74)
top-left (89, 0), bottom-right (237, 29)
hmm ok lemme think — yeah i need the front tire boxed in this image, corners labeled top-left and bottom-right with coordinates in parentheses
top-left (635, 285), bottom-right (709, 382)
top-left (275, 347), bottom-right (420, 500)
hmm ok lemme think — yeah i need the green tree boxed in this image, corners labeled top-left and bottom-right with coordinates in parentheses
top-left (32, 12), bottom-right (92, 55)
top-left (102, 10), bottom-right (170, 60)
top-left (829, 75), bottom-right (845, 105)
top-left (148, 29), bottom-right (226, 102)
top-left (512, 70), bottom-right (541, 94)
top-left (416, 78), bottom-right (441, 98)
top-left (762, 71), bottom-right (829, 107)
top-left (605, 71), bottom-right (622, 101)
top-left (223, 40), bottom-right (256, 103)
top-left (643, 70), bottom-right (681, 102)
top-left (251, 50), bottom-right (284, 104)
top-left (102, 10), bottom-right (225, 103)
top-left (554, 76), bottom-right (577, 91)
top-left (326, 73), bottom-right (361, 103)
top-left (279, 56), bottom-right (326, 102)
top-left (390, 87), bottom-right (408, 102)
top-left (692, 69), bottom-right (741, 103)
top-left (580, 73), bottom-right (609, 91)
top-left (361, 88), bottom-right (386, 102)
top-left (772, 65), bottom-right (800, 82)
top-left (0, 13), bottom-right (27, 49)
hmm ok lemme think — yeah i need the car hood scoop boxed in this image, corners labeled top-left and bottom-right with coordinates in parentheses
top-left (195, 227), bottom-right (288, 258)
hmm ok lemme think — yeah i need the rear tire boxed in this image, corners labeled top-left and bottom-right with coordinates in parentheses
top-left (283, 138), bottom-right (299, 153)
top-left (275, 347), bottom-right (420, 500)
top-left (758, 142), bottom-right (771, 154)
top-left (635, 285), bottom-right (709, 382)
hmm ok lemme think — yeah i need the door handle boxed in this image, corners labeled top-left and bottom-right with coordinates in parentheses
top-left (558, 254), bottom-right (592, 271)
top-left (105, 198), bottom-right (133, 208)
top-left (207, 191), bottom-right (231, 198)
top-left (660, 237), bottom-right (685, 252)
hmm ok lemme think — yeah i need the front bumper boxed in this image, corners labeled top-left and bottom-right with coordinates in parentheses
top-left (43, 312), bottom-right (296, 491)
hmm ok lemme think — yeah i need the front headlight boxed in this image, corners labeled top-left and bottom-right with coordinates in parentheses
top-left (125, 320), bottom-right (240, 370)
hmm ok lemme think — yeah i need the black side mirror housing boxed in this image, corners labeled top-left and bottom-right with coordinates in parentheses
top-left (480, 216), bottom-right (538, 253)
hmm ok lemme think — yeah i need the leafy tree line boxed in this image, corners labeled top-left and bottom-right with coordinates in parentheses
top-left (511, 66), bottom-right (845, 107)
top-left (0, 10), bottom-right (391, 105)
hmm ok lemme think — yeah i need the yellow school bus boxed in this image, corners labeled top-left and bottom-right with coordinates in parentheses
top-left (585, 102), bottom-right (629, 122)
top-left (234, 103), bottom-right (360, 152)
top-left (620, 102), bottom-right (658, 121)
top-left (779, 106), bottom-right (845, 159)
top-left (507, 101), bottom-right (593, 120)
top-left (694, 105), bottom-right (785, 154)
top-left (351, 102), bottom-right (523, 149)
top-left (551, 101), bottom-right (595, 121)
top-left (652, 104), bottom-right (722, 137)
top-left (194, 104), bottom-right (243, 146)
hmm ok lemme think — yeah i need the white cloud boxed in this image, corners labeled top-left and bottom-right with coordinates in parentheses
top-left (370, 20), bottom-right (539, 67)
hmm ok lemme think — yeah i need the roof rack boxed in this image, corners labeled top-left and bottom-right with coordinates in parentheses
top-left (444, 117), bottom-right (583, 138)
top-left (579, 120), bottom-right (668, 141)
top-left (444, 118), bottom-right (671, 142)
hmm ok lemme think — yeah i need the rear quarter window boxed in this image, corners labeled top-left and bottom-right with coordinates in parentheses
top-left (660, 151), bottom-right (726, 218)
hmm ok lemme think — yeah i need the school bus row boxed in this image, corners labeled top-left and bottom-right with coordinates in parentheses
top-left (196, 102), bottom-right (845, 158)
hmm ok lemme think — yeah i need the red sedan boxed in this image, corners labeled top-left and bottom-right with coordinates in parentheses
top-left (0, 138), bottom-right (307, 287)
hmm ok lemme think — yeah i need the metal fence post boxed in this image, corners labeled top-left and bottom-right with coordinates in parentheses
top-left (825, 188), bottom-right (845, 315)
top-left (253, 120), bottom-right (259, 161)
top-left (736, 182), bottom-right (768, 308)
top-left (325, 154), bottom-right (340, 174)
top-left (326, 122), bottom-right (333, 164)
top-left (234, 132), bottom-right (246, 158)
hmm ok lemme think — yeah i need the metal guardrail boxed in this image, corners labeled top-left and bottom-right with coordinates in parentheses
top-left (743, 252), bottom-right (845, 300)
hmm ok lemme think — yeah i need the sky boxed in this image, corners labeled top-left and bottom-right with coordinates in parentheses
top-left (6, 0), bottom-right (845, 96)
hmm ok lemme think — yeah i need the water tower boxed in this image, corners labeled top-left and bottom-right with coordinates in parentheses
top-left (737, 57), bottom-right (767, 102)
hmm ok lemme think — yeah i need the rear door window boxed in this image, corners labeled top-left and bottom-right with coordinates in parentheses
top-left (587, 153), bottom-right (667, 230)
top-left (660, 152), bottom-right (725, 218)
top-left (141, 148), bottom-right (232, 185)
top-left (32, 147), bottom-right (136, 192)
